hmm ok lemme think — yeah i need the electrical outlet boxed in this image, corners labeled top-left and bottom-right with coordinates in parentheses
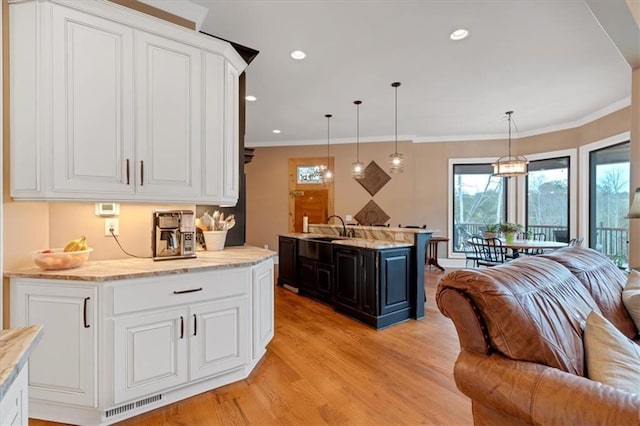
top-left (345, 214), bottom-right (353, 221)
top-left (105, 218), bottom-right (119, 236)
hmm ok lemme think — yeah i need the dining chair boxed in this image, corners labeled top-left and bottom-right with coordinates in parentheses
top-left (463, 236), bottom-right (483, 268)
top-left (524, 232), bottom-right (546, 255)
top-left (476, 237), bottom-right (507, 267)
top-left (569, 237), bottom-right (584, 247)
top-left (553, 229), bottom-right (569, 243)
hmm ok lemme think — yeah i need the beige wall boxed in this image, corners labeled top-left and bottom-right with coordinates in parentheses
top-left (245, 108), bottom-right (632, 254)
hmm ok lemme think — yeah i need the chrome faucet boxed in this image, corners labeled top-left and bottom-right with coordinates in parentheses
top-left (327, 215), bottom-right (347, 237)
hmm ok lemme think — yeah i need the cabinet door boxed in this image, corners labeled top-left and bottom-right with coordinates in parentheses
top-left (222, 61), bottom-right (240, 202)
top-left (360, 250), bottom-right (378, 315)
top-left (135, 31), bottom-right (201, 198)
top-left (189, 296), bottom-right (249, 381)
top-left (334, 248), bottom-right (360, 309)
top-left (252, 260), bottom-right (274, 362)
top-left (51, 6), bottom-right (135, 194)
top-left (315, 263), bottom-right (333, 302)
top-left (277, 237), bottom-right (297, 287)
top-left (12, 282), bottom-right (97, 407)
top-left (298, 257), bottom-right (316, 295)
top-left (113, 307), bottom-right (188, 404)
top-left (379, 249), bottom-right (411, 315)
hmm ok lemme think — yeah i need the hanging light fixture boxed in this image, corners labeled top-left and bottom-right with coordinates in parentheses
top-left (389, 82), bottom-right (404, 174)
top-left (628, 188), bottom-right (640, 219)
top-left (352, 100), bottom-right (365, 179)
top-left (492, 110), bottom-right (528, 178)
top-left (322, 114), bottom-right (333, 183)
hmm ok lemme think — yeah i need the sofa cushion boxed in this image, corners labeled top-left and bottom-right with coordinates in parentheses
top-left (437, 256), bottom-right (599, 375)
top-left (622, 270), bottom-right (640, 332)
top-left (584, 310), bottom-right (640, 394)
top-left (541, 247), bottom-right (637, 339)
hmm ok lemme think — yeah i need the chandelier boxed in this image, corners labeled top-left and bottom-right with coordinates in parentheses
top-left (492, 110), bottom-right (528, 178)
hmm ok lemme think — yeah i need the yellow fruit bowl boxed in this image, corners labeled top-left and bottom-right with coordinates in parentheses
top-left (32, 248), bottom-right (93, 270)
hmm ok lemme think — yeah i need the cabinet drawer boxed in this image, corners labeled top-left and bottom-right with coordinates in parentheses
top-left (112, 268), bottom-right (250, 315)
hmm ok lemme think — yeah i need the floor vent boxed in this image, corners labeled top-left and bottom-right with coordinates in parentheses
top-left (105, 394), bottom-right (163, 418)
top-left (136, 393), bottom-right (163, 408)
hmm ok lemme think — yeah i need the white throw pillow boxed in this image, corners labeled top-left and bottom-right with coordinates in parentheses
top-left (622, 270), bottom-right (640, 331)
top-left (584, 311), bottom-right (640, 394)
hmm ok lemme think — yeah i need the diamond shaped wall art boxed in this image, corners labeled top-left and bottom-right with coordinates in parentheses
top-left (354, 200), bottom-right (390, 226)
top-left (356, 161), bottom-right (391, 196)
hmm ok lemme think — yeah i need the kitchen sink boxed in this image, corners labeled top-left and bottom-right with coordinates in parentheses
top-left (298, 237), bottom-right (341, 262)
top-left (306, 236), bottom-right (348, 242)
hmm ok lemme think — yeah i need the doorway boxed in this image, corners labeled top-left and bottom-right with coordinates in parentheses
top-left (288, 157), bottom-right (334, 232)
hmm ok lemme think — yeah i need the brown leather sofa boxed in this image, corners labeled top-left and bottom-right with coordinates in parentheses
top-left (436, 246), bottom-right (639, 425)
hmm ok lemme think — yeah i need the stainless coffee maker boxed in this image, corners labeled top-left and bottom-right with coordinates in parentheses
top-left (152, 210), bottom-right (196, 261)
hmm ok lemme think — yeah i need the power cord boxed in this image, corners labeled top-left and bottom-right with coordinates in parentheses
top-left (110, 229), bottom-right (151, 259)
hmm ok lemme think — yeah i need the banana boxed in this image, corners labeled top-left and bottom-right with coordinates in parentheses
top-left (64, 236), bottom-right (88, 252)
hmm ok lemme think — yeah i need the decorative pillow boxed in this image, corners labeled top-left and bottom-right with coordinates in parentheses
top-left (622, 270), bottom-right (640, 331)
top-left (584, 311), bottom-right (640, 394)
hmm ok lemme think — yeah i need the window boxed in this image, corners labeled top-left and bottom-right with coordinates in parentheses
top-left (589, 141), bottom-right (630, 267)
top-left (296, 165), bottom-right (323, 184)
top-left (525, 157), bottom-right (570, 242)
top-left (452, 163), bottom-right (508, 252)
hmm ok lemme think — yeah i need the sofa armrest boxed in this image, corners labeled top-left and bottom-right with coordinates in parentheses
top-left (455, 351), bottom-right (640, 425)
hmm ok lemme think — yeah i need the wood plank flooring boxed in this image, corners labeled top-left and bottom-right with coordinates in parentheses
top-left (32, 269), bottom-right (472, 425)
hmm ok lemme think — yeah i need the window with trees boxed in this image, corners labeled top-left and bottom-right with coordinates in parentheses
top-left (525, 157), bottom-right (570, 242)
top-left (589, 141), bottom-right (630, 268)
top-left (452, 163), bottom-right (508, 252)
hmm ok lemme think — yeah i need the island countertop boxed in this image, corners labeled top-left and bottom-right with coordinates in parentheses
top-left (280, 233), bottom-right (413, 250)
top-left (4, 246), bottom-right (276, 282)
top-left (0, 325), bottom-right (43, 400)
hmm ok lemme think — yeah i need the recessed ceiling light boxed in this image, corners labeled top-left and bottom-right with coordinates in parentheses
top-left (450, 28), bottom-right (469, 41)
top-left (290, 50), bottom-right (306, 60)
top-left (273, 129), bottom-right (281, 134)
top-left (245, 95), bottom-right (257, 102)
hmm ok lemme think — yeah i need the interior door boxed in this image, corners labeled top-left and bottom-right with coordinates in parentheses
top-left (288, 157), bottom-right (334, 232)
top-left (294, 190), bottom-right (328, 232)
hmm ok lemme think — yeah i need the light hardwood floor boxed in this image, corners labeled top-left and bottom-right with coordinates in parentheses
top-left (33, 269), bottom-right (472, 425)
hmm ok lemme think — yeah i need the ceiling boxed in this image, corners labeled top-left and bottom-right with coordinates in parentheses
top-left (188, 1), bottom-right (639, 148)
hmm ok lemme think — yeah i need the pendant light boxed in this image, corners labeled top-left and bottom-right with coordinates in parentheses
top-left (322, 114), bottom-right (333, 183)
top-left (492, 110), bottom-right (528, 178)
top-left (352, 100), bottom-right (365, 179)
top-left (389, 82), bottom-right (404, 174)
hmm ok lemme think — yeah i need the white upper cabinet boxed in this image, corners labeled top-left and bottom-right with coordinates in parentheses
top-left (9, 0), bottom-right (247, 205)
top-left (134, 32), bottom-right (202, 199)
top-left (51, 6), bottom-right (135, 195)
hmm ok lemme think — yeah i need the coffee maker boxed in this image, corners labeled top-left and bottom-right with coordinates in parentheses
top-left (152, 210), bottom-right (196, 261)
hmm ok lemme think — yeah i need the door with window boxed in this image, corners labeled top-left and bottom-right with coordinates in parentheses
top-left (589, 141), bottom-right (630, 267)
top-left (288, 158), bottom-right (334, 232)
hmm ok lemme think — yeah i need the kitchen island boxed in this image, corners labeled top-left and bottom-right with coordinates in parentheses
top-left (5, 247), bottom-right (275, 425)
top-left (0, 325), bottom-right (43, 425)
top-left (278, 225), bottom-right (432, 329)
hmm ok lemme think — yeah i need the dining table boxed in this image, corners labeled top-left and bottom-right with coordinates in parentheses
top-left (499, 239), bottom-right (569, 251)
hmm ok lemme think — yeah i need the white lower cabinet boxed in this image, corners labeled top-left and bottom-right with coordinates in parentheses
top-left (11, 282), bottom-right (97, 408)
top-left (251, 259), bottom-right (274, 364)
top-left (113, 307), bottom-right (189, 404)
top-left (10, 258), bottom-right (273, 425)
top-left (0, 363), bottom-right (29, 426)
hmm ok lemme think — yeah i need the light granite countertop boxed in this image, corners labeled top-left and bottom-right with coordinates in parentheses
top-left (280, 232), bottom-right (413, 249)
top-left (0, 325), bottom-right (43, 400)
top-left (4, 246), bottom-right (276, 282)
